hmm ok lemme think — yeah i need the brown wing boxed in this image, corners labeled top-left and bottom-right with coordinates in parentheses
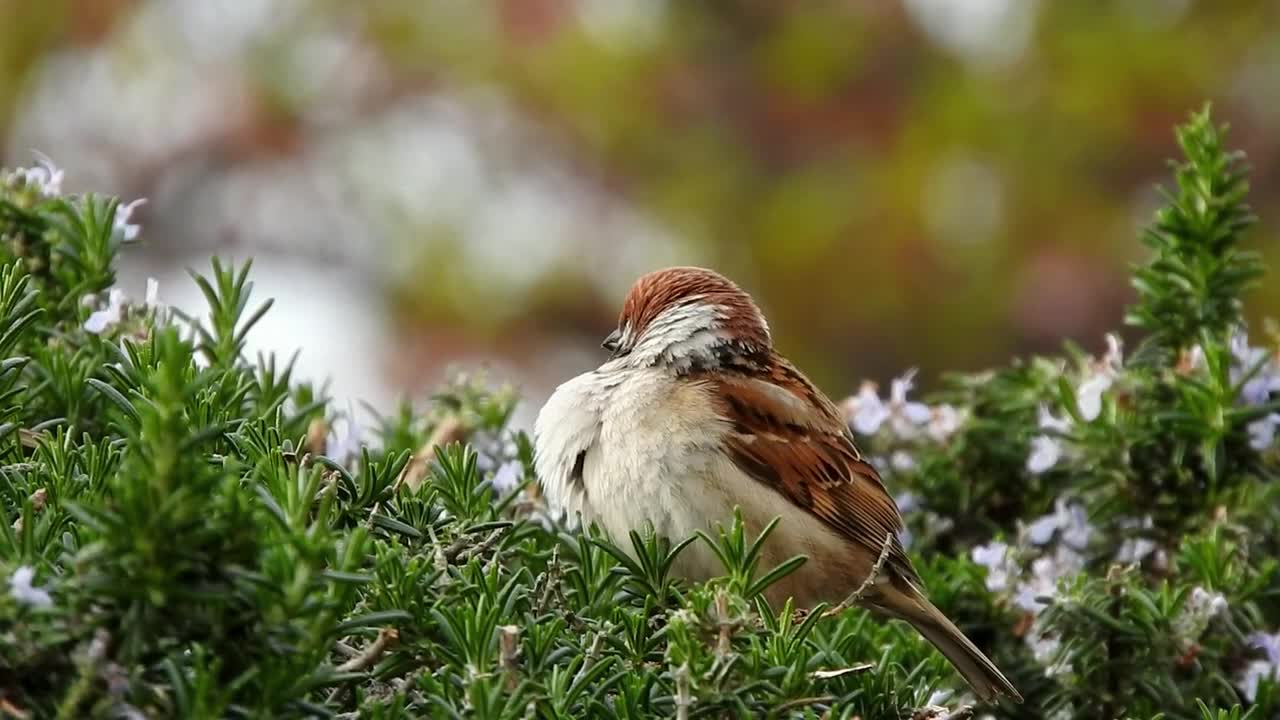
top-left (710, 357), bottom-right (920, 587)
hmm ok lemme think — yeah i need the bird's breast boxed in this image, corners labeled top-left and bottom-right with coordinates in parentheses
top-left (583, 371), bottom-right (877, 606)
top-left (584, 371), bottom-right (731, 550)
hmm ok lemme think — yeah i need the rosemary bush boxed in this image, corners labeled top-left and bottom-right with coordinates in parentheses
top-left (1, 108), bottom-right (1277, 720)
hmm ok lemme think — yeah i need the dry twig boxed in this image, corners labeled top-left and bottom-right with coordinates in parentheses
top-left (336, 628), bottom-right (400, 673)
top-left (822, 531), bottom-right (894, 619)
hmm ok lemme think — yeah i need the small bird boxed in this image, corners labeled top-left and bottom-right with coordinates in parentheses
top-left (534, 267), bottom-right (1021, 703)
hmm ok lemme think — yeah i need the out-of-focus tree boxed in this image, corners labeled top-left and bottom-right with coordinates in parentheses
top-left (1, 0), bottom-right (1276, 396)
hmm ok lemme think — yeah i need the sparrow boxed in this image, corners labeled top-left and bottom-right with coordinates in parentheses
top-left (533, 266), bottom-right (1021, 703)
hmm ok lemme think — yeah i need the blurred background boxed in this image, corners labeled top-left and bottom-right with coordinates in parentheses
top-left (2, 1), bottom-right (1277, 427)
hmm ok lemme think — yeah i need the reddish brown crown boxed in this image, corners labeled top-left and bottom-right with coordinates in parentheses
top-left (619, 267), bottom-right (771, 349)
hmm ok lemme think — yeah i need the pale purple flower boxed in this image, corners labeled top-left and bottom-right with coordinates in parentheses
top-left (1075, 375), bottom-right (1112, 422)
top-left (471, 430), bottom-right (517, 474)
top-left (1248, 415), bottom-right (1279, 451)
top-left (925, 689), bottom-right (953, 707)
top-left (1115, 516), bottom-right (1158, 564)
top-left (971, 541), bottom-right (1014, 593)
top-left (113, 198), bottom-right (147, 242)
top-left (1239, 634), bottom-right (1280, 702)
top-left (1239, 661), bottom-right (1280, 703)
top-left (325, 404), bottom-right (363, 463)
top-left (1077, 333), bottom-right (1123, 421)
top-left (11, 151), bottom-right (64, 197)
top-left (1014, 545), bottom-right (1083, 614)
top-left (1026, 436), bottom-right (1061, 475)
top-left (846, 381), bottom-right (890, 435)
top-left (84, 289), bottom-right (127, 334)
top-left (927, 404), bottom-right (964, 442)
top-left (491, 460), bottom-right (523, 495)
top-left (1250, 632), bottom-right (1280, 662)
top-left (8, 565), bottom-right (53, 609)
top-left (890, 450), bottom-right (917, 473)
top-left (1058, 504), bottom-right (1093, 550)
top-left (888, 369), bottom-right (933, 437)
top-left (894, 491), bottom-right (920, 514)
top-left (1027, 405), bottom-right (1070, 474)
top-left (1024, 497), bottom-right (1092, 546)
top-left (1231, 329), bottom-right (1280, 406)
top-left (1027, 631), bottom-right (1069, 677)
top-left (1013, 562), bottom-right (1057, 612)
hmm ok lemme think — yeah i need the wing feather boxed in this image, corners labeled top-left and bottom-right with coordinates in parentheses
top-left (709, 358), bottom-right (920, 586)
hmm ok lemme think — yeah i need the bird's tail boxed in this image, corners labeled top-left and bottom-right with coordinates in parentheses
top-left (879, 583), bottom-right (1023, 704)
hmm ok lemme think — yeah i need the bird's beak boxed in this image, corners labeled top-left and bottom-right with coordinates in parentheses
top-left (601, 329), bottom-right (622, 356)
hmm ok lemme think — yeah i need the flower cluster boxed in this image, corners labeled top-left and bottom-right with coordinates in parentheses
top-left (5, 153), bottom-right (146, 242)
top-left (1027, 334), bottom-right (1123, 474)
top-left (840, 372), bottom-right (966, 550)
top-left (970, 497), bottom-right (1094, 677)
top-left (841, 369), bottom-right (967, 473)
top-left (8, 151), bottom-right (64, 198)
top-left (82, 277), bottom-right (165, 334)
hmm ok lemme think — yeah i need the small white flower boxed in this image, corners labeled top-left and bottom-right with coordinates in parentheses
top-left (84, 289), bottom-right (127, 334)
top-left (11, 151), bottom-right (64, 197)
top-left (113, 198), bottom-right (147, 242)
top-left (1239, 633), bottom-right (1280, 703)
top-left (1239, 660), bottom-right (1280, 703)
top-left (1249, 632), bottom-right (1280, 665)
top-left (1076, 334), bottom-right (1123, 421)
top-left (1115, 516), bottom-right (1157, 563)
top-left (1173, 585), bottom-right (1229, 646)
top-left (888, 369), bottom-right (933, 437)
top-left (1075, 375), bottom-right (1112, 422)
top-left (1248, 414), bottom-right (1279, 451)
top-left (1192, 587), bottom-right (1228, 616)
top-left (1231, 329), bottom-right (1280, 406)
top-left (471, 430), bottom-right (513, 473)
top-left (325, 404), bottom-right (363, 463)
top-left (925, 688), bottom-right (953, 707)
top-left (1027, 405), bottom-right (1070, 474)
top-left (1241, 374), bottom-right (1280, 408)
top-left (1014, 545), bottom-right (1083, 614)
top-left (145, 278), bottom-right (161, 306)
top-left (971, 541), bottom-right (1014, 593)
top-left (1027, 631), bottom-right (1069, 677)
top-left (927, 404), bottom-right (964, 442)
top-left (1026, 436), bottom-right (1061, 475)
top-left (1013, 561), bottom-right (1056, 612)
top-left (490, 460), bottom-right (523, 495)
top-left (890, 450), bottom-right (917, 473)
top-left (1024, 497), bottom-right (1091, 546)
top-left (8, 565), bottom-right (53, 609)
top-left (1058, 505), bottom-right (1093, 550)
top-left (1117, 536), bottom-right (1158, 564)
top-left (846, 381), bottom-right (890, 435)
top-left (1231, 328), bottom-right (1267, 369)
